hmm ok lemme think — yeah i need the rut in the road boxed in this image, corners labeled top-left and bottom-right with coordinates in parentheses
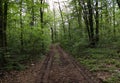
top-left (35, 45), bottom-right (101, 83)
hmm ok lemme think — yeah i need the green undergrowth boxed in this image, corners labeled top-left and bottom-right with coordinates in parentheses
top-left (61, 40), bottom-right (120, 82)
top-left (0, 50), bottom-right (45, 71)
top-left (75, 44), bottom-right (120, 82)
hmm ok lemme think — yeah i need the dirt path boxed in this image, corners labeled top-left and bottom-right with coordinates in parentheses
top-left (35, 45), bottom-right (101, 83)
top-left (1, 45), bottom-right (101, 83)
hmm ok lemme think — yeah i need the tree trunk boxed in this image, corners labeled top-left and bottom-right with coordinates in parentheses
top-left (75, 0), bottom-right (81, 29)
top-left (63, 2), bottom-right (71, 40)
top-left (40, 0), bottom-right (44, 29)
top-left (20, 0), bottom-right (24, 52)
top-left (87, 0), bottom-right (95, 46)
top-left (53, 3), bottom-right (57, 42)
top-left (3, 0), bottom-right (8, 49)
top-left (30, 0), bottom-right (35, 26)
top-left (50, 27), bottom-right (54, 43)
top-left (82, 0), bottom-right (91, 41)
top-left (40, 0), bottom-right (44, 52)
top-left (0, 0), bottom-right (4, 48)
top-left (113, 0), bottom-right (116, 37)
top-left (95, 0), bottom-right (99, 43)
top-left (0, 0), bottom-right (7, 67)
top-left (58, 0), bottom-right (65, 34)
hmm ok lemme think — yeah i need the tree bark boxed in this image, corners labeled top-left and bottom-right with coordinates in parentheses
top-left (0, 0), bottom-right (7, 67)
top-left (0, 0), bottom-right (4, 48)
top-left (20, 0), bottom-right (24, 51)
top-left (113, 0), bottom-right (116, 37)
top-left (95, 0), bottom-right (99, 42)
top-left (30, 0), bottom-right (35, 26)
top-left (40, 0), bottom-right (44, 52)
top-left (40, 0), bottom-right (44, 29)
top-left (3, 0), bottom-right (8, 49)
top-left (50, 27), bottom-right (54, 43)
top-left (87, 0), bottom-right (95, 46)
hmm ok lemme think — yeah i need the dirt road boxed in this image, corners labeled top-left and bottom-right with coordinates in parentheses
top-left (35, 45), bottom-right (101, 83)
top-left (1, 45), bottom-right (101, 83)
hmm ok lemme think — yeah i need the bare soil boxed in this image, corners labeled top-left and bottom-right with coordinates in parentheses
top-left (0, 45), bottom-right (102, 83)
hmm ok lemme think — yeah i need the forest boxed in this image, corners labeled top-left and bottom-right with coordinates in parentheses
top-left (0, 0), bottom-right (120, 83)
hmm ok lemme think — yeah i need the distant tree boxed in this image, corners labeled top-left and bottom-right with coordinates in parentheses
top-left (57, 0), bottom-right (65, 34)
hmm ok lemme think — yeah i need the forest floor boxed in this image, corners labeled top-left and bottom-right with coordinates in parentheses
top-left (0, 44), bottom-right (101, 83)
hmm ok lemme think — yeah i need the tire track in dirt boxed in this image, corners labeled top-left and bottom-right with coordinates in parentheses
top-left (57, 45), bottom-right (101, 83)
top-left (35, 45), bottom-right (55, 83)
top-left (35, 45), bottom-right (102, 83)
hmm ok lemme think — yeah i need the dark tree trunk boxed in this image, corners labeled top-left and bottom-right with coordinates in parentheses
top-left (0, 0), bottom-right (8, 49)
top-left (40, 0), bottom-right (45, 52)
top-left (30, 0), bottom-right (35, 26)
top-left (3, 0), bottom-right (8, 49)
top-left (113, 0), bottom-right (116, 37)
top-left (87, 0), bottom-right (95, 46)
top-left (95, 0), bottom-right (99, 43)
top-left (40, 0), bottom-right (44, 29)
top-left (50, 27), bottom-right (54, 43)
top-left (20, 0), bottom-right (24, 51)
top-left (0, 0), bottom-right (4, 48)
top-left (0, 0), bottom-right (7, 67)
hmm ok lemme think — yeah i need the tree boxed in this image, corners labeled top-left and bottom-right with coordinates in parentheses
top-left (95, 0), bottom-right (99, 42)
top-left (63, 2), bottom-right (71, 40)
top-left (0, 0), bottom-right (4, 48)
top-left (0, 0), bottom-right (8, 67)
top-left (57, 0), bottom-right (65, 34)
top-left (87, 0), bottom-right (95, 46)
top-left (0, 0), bottom-right (8, 49)
top-left (20, 0), bottom-right (24, 51)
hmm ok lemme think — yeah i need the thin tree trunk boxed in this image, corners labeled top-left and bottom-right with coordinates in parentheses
top-left (40, 0), bottom-right (44, 52)
top-left (0, 0), bottom-right (4, 48)
top-left (20, 0), bottom-right (24, 51)
top-left (50, 27), bottom-right (54, 43)
top-left (3, 0), bottom-right (8, 50)
top-left (63, 2), bottom-right (71, 40)
top-left (40, 0), bottom-right (44, 29)
top-left (30, 0), bottom-right (35, 26)
top-left (75, 0), bottom-right (81, 29)
top-left (53, 3), bottom-right (57, 41)
top-left (58, 0), bottom-right (65, 34)
top-left (82, 0), bottom-right (91, 41)
top-left (113, 0), bottom-right (116, 37)
top-left (95, 0), bottom-right (99, 43)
